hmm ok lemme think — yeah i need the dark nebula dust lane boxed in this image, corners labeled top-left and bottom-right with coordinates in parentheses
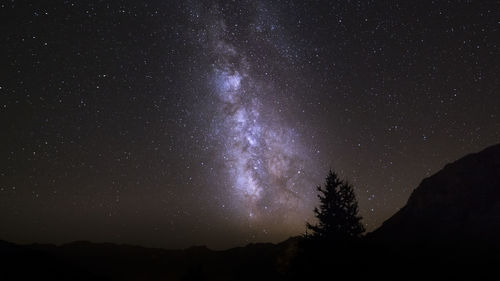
top-left (1, 1), bottom-right (499, 249)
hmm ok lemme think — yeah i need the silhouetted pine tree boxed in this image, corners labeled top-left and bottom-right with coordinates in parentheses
top-left (306, 170), bottom-right (365, 242)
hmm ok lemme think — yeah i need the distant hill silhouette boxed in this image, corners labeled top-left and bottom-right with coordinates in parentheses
top-left (371, 143), bottom-right (500, 245)
top-left (0, 238), bottom-right (300, 281)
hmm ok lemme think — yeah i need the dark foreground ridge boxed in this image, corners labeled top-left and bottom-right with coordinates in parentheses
top-left (2, 143), bottom-right (500, 280)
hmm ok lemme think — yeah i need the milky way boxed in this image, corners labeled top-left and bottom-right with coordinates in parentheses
top-left (208, 18), bottom-right (313, 224)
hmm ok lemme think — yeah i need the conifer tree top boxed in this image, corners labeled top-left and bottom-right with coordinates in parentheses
top-left (307, 170), bottom-right (365, 242)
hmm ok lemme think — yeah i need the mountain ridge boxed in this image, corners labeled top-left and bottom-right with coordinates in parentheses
top-left (371, 143), bottom-right (500, 243)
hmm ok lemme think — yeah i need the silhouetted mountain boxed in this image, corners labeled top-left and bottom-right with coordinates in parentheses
top-left (0, 240), bottom-right (109, 281)
top-left (0, 237), bottom-right (300, 281)
top-left (372, 143), bottom-right (500, 245)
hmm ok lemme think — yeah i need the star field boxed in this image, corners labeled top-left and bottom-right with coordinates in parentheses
top-left (1, 1), bottom-right (499, 249)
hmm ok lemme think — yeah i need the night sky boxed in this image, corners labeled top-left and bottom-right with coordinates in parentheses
top-left (1, 1), bottom-right (499, 249)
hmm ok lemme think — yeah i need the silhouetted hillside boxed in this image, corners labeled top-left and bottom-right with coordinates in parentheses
top-left (372, 143), bottom-right (500, 245)
top-left (0, 240), bottom-right (109, 281)
top-left (0, 238), bottom-right (300, 281)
